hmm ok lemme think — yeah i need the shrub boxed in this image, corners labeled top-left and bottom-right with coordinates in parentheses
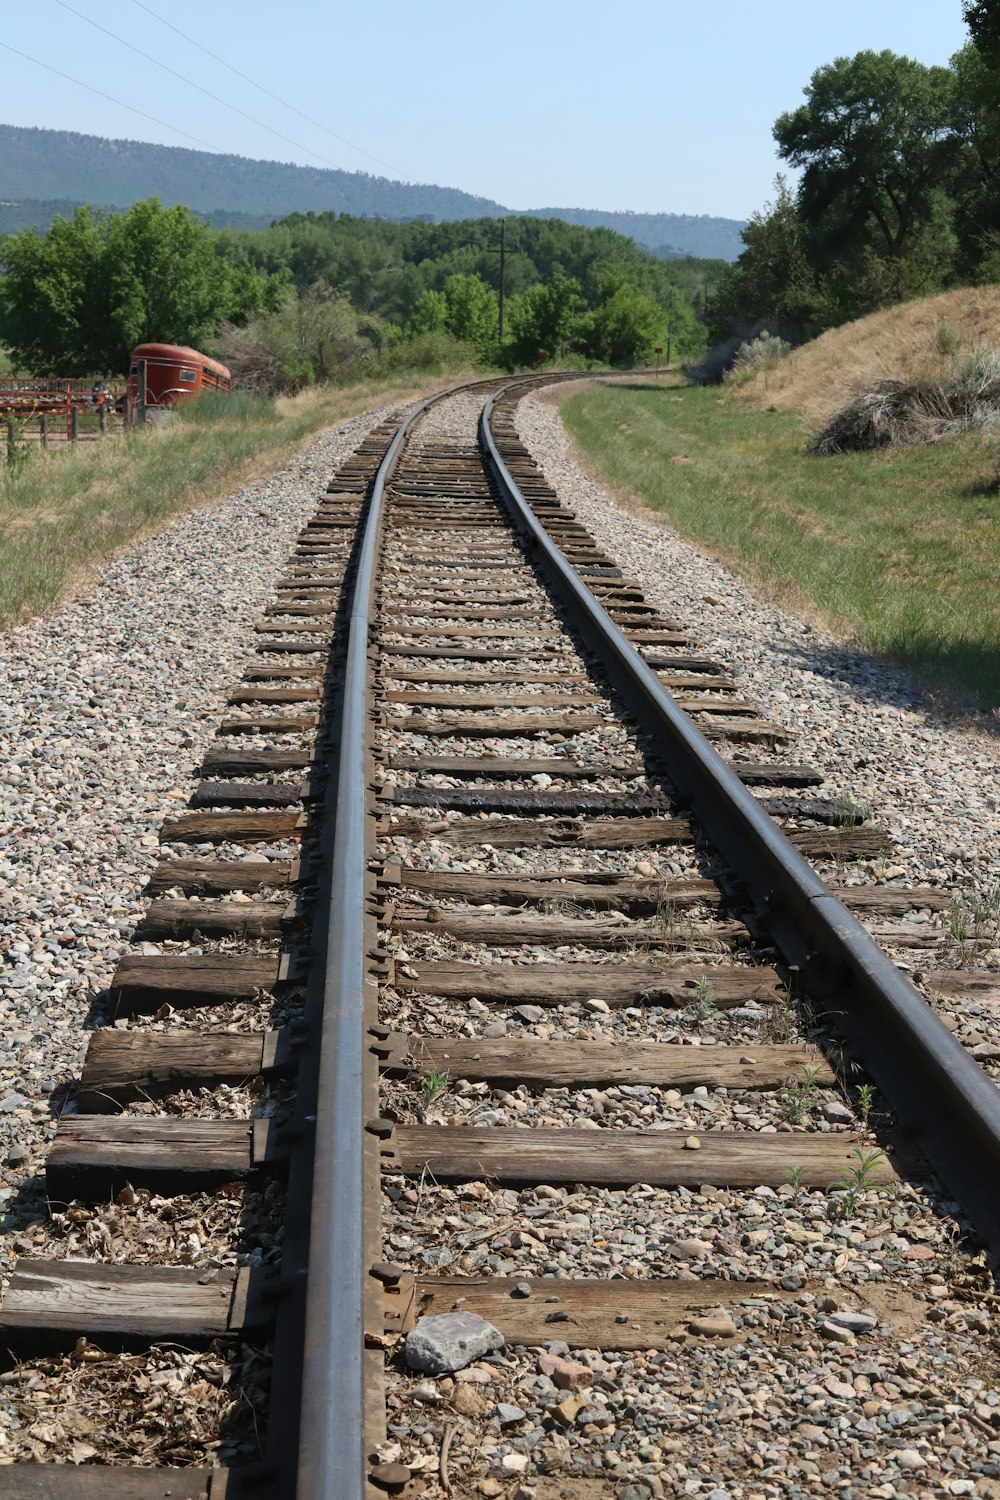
top-left (812, 342), bottom-right (1000, 454)
top-left (381, 330), bottom-right (478, 376)
top-left (724, 332), bottom-right (793, 384)
top-left (684, 319), bottom-right (795, 385)
top-left (218, 286), bottom-right (371, 395)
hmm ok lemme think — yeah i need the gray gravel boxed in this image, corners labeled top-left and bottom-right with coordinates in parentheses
top-left (0, 405), bottom-right (404, 1246)
top-left (516, 390), bottom-right (1000, 901)
top-left (374, 387), bottom-right (1000, 1500)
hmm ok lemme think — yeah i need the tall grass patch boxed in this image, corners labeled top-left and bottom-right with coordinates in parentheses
top-left (562, 383), bottom-right (1000, 708)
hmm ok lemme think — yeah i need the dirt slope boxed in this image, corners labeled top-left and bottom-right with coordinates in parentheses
top-left (744, 286), bottom-right (1000, 421)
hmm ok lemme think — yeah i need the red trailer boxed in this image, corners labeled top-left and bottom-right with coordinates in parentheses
top-left (128, 343), bottom-right (231, 411)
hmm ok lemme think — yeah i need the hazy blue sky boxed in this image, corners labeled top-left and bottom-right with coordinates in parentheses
top-left (1, 1), bottom-right (971, 219)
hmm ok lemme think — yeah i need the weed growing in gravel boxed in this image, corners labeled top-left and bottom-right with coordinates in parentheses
top-left (653, 898), bottom-right (683, 943)
top-left (950, 885), bottom-right (1000, 963)
top-left (828, 1146), bottom-right (891, 1219)
top-left (768, 978), bottom-right (798, 1044)
top-left (651, 898), bottom-right (699, 952)
top-left (538, 896), bottom-right (585, 918)
top-left (687, 976), bottom-right (717, 1024)
top-left (950, 896), bottom-right (976, 964)
top-left (855, 1082), bottom-right (876, 1131)
top-left (421, 1070), bottom-right (451, 1107)
top-left (782, 1064), bottom-right (823, 1124)
top-left (831, 799), bottom-right (857, 830)
top-left (787, 1163), bottom-right (805, 1197)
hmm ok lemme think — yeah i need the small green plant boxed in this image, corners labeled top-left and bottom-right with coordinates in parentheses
top-left (538, 896), bottom-right (582, 918)
top-left (688, 976), bottom-right (717, 1024)
top-left (652, 899), bottom-right (699, 953)
top-left (828, 1146), bottom-right (890, 1219)
top-left (950, 887), bottom-right (1000, 964)
top-left (936, 321), bottom-right (962, 360)
top-left (421, 1069), bottom-right (451, 1106)
top-left (831, 797), bottom-right (860, 829)
top-left (824, 1040), bottom-right (848, 1079)
top-left (787, 1163), bottom-right (805, 1197)
top-left (971, 885), bottom-right (1000, 944)
top-left (769, 976), bottom-right (797, 1043)
top-left (950, 896), bottom-right (977, 964)
top-left (782, 1064), bottom-right (823, 1124)
top-left (855, 1082), bottom-right (875, 1130)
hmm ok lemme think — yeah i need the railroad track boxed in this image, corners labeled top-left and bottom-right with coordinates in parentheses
top-left (2, 374), bottom-right (999, 1498)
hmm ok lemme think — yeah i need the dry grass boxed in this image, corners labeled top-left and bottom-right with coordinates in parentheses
top-left (0, 367), bottom-right (479, 632)
top-left (743, 286), bottom-right (1000, 426)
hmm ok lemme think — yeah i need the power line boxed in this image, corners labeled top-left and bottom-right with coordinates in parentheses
top-left (0, 39), bottom-right (221, 152)
top-left (125, 0), bottom-right (396, 174)
top-left (51, 0), bottom-right (363, 174)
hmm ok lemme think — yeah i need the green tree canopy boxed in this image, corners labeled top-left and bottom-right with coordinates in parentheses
top-left (774, 50), bottom-right (960, 268)
top-left (0, 199), bottom-right (273, 374)
top-left (441, 273), bottom-right (498, 357)
top-left (587, 272), bottom-right (664, 366)
top-left (708, 178), bottom-right (829, 341)
top-left (504, 272), bottom-right (582, 365)
top-left (964, 1), bottom-right (1000, 57)
top-left (408, 288), bottom-right (447, 336)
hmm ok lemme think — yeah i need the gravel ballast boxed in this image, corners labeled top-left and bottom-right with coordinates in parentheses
top-left (5, 381), bottom-right (1000, 1493)
top-left (371, 386), bottom-right (1000, 1500)
top-left (516, 389), bottom-right (1000, 900)
top-left (0, 406), bottom-right (406, 1252)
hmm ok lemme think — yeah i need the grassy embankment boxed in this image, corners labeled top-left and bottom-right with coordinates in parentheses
top-left (0, 368), bottom-right (482, 633)
top-left (562, 361), bottom-right (1000, 709)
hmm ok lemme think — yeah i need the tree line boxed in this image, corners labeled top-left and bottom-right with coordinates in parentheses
top-left (709, 6), bottom-right (1000, 344)
top-left (0, 203), bottom-right (725, 383)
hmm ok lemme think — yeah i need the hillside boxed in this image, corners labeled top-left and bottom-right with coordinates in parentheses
top-left (0, 124), bottom-right (745, 260)
top-left (521, 207), bottom-right (744, 261)
top-left (743, 286), bottom-right (1000, 421)
top-left (0, 198), bottom-right (277, 236)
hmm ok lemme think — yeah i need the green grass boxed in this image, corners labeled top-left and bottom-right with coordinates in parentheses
top-left (562, 382), bottom-right (1000, 709)
top-left (0, 368), bottom-right (478, 632)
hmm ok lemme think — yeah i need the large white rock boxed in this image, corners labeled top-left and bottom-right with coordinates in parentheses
top-left (404, 1312), bottom-right (505, 1374)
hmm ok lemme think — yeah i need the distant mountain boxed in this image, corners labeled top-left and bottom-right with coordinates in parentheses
top-left (516, 209), bottom-right (745, 263)
top-left (0, 123), bottom-right (745, 260)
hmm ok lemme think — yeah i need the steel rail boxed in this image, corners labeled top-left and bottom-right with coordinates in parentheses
top-left (481, 389), bottom-right (1000, 1251)
top-left (294, 372), bottom-right (569, 1500)
top-left (296, 399), bottom-right (420, 1500)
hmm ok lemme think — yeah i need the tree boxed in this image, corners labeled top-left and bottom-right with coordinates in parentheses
top-left (504, 272), bottom-right (582, 366)
top-left (774, 51), bottom-right (960, 279)
top-left (219, 283), bottom-right (368, 393)
top-left (0, 199), bottom-right (271, 374)
top-left (441, 273), bottom-right (498, 357)
top-left (949, 42), bottom-right (1000, 276)
top-left (965, 1), bottom-right (1000, 58)
top-left (587, 272), bottom-right (664, 366)
top-left (408, 289), bottom-right (447, 336)
top-left (707, 178), bottom-right (828, 341)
